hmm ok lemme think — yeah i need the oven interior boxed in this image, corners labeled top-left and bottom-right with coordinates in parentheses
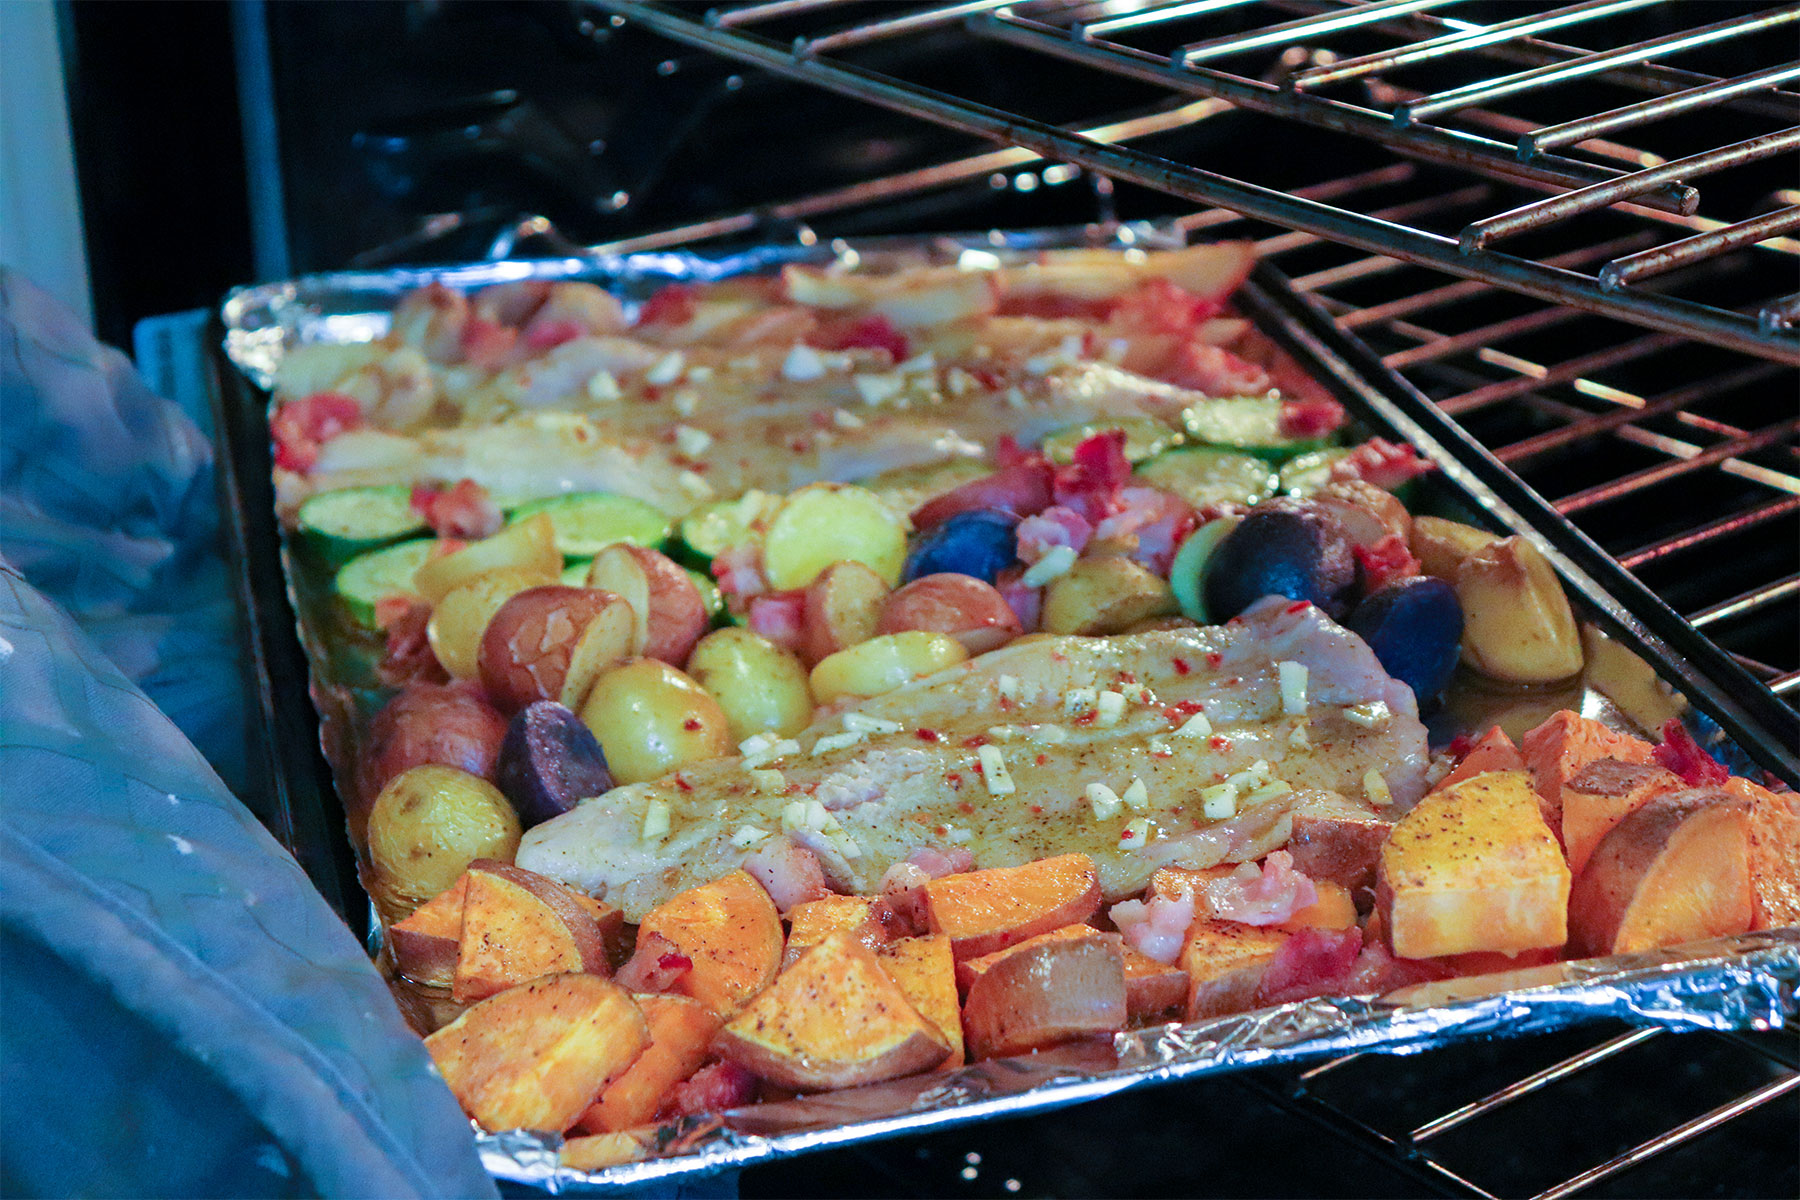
top-left (184, 2), bottom-right (1800, 1195)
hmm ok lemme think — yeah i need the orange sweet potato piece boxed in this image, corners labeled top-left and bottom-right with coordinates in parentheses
top-left (1282, 880), bottom-right (1357, 931)
top-left (716, 931), bottom-right (950, 1090)
top-left (783, 894), bottom-right (905, 968)
top-left (960, 927), bottom-right (1126, 1061)
top-left (1569, 788), bottom-right (1755, 956)
top-left (390, 873), bottom-right (471, 988)
top-left (955, 924), bottom-right (1094, 991)
top-left (424, 973), bottom-right (650, 1132)
top-left (1520, 710), bottom-right (1653, 834)
top-left (569, 892), bottom-right (630, 966)
top-left (1724, 777), bottom-right (1800, 930)
top-left (560, 1129), bottom-right (656, 1171)
top-left (636, 869), bottom-right (784, 1015)
top-left (924, 853), bottom-right (1102, 959)
top-left (1561, 758), bottom-right (1686, 876)
top-left (452, 860), bottom-right (610, 1004)
top-left (877, 935), bottom-right (964, 1068)
top-left (1180, 919), bottom-right (1290, 1020)
top-left (1434, 727), bottom-right (1526, 794)
top-left (1377, 770), bottom-right (1570, 959)
top-left (1121, 946), bottom-right (1187, 1019)
top-left (576, 994), bottom-right (722, 1133)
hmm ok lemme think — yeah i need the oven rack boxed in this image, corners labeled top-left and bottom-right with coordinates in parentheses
top-left (583, 0), bottom-right (1800, 364)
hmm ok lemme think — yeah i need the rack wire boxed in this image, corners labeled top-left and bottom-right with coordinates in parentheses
top-left (587, 0), bottom-right (1800, 362)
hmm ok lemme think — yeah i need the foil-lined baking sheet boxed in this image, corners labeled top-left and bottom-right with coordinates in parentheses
top-left (217, 226), bottom-right (1799, 1193)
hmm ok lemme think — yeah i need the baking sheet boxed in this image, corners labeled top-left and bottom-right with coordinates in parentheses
top-left (216, 225), bottom-right (1800, 1191)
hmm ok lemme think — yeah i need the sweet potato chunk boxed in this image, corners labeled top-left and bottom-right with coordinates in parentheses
top-left (1520, 711), bottom-right (1653, 834)
top-left (1725, 777), bottom-right (1800, 930)
top-left (1434, 727), bottom-right (1526, 794)
top-left (1180, 919), bottom-right (1290, 1020)
top-left (783, 894), bottom-right (904, 968)
top-left (569, 892), bottom-right (630, 967)
top-left (961, 927), bottom-right (1126, 1061)
top-left (452, 860), bottom-right (610, 1004)
top-left (1569, 788), bottom-right (1755, 956)
top-left (560, 1130), bottom-right (656, 1171)
top-left (389, 873), bottom-right (470, 988)
top-left (1122, 946), bottom-right (1188, 1019)
top-left (424, 974), bottom-right (649, 1132)
top-left (716, 931), bottom-right (950, 1090)
top-left (576, 994), bottom-right (722, 1133)
top-left (877, 935), bottom-right (964, 1069)
top-left (1561, 759), bottom-right (1685, 876)
top-left (955, 924), bottom-right (1094, 991)
top-left (636, 869), bottom-right (784, 1015)
top-left (924, 853), bottom-right (1102, 959)
top-left (1377, 771), bottom-right (1570, 959)
top-left (1283, 880), bottom-right (1358, 931)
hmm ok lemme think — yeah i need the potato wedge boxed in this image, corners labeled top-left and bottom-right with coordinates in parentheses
top-left (576, 994), bottom-right (722, 1133)
top-left (783, 894), bottom-right (904, 969)
top-left (452, 860), bottom-right (610, 1004)
top-left (924, 853), bottom-right (1103, 959)
top-left (1041, 555), bottom-right (1178, 636)
top-left (414, 513), bottom-right (562, 605)
top-left (1453, 536), bottom-right (1583, 684)
top-left (1409, 515), bottom-right (1499, 581)
top-left (389, 873), bottom-right (470, 988)
top-left (636, 869), bottom-right (784, 1015)
top-left (716, 931), bottom-right (950, 1090)
top-left (1180, 919), bottom-right (1290, 1020)
top-left (1377, 771), bottom-right (1570, 959)
top-left (1569, 788), bottom-right (1755, 956)
top-left (1725, 777), bottom-right (1800, 930)
top-left (877, 935), bottom-right (964, 1069)
top-left (1433, 726), bottom-right (1526, 794)
top-left (424, 974), bottom-right (649, 1132)
top-left (1520, 710), bottom-right (1654, 834)
top-left (1561, 758), bottom-right (1685, 876)
top-left (961, 927), bottom-right (1126, 1061)
top-left (954, 924), bottom-right (1095, 991)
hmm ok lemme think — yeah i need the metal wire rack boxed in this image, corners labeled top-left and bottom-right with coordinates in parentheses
top-left (585, 0), bottom-right (1800, 362)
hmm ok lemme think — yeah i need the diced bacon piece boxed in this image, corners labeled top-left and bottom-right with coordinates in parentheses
top-left (879, 849), bottom-right (971, 936)
top-left (1254, 926), bottom-right (1364, 1007)
top-left (908, 845), bottom-right (975, 878)
top-left (1342, 939), bottom-right (1456, 994)
top-left (459, 315), bottom-right (519, 369)
top-left (616, 930), bottom-right (694, 993)
top-left (1279, 396), bottom-right (1347, 439)
top-left (1109, 892), bottom-right (1195, 965)
top-left (662, 1061), bottom-right (758, 1119)
top-left (808, 313), bottom-right (910, 362)
top-left (410, 479), bottom-right (503, 540)
top-left (1103, 278), bottom-right (1224, 335)
top-left (270, 391), bottom-right (362, 473)
top-left (1016, 505), bottom-right (1093, 565)
top-left (634, 283), bottom-right (699, 328)
top-left (376, 599), bottom-right (448, 688)
top-left (993, 566), bottom-right (1043, 633)
top-left (911, 463), bottom-right (1055, 529)
top-left (522, 318), bottom-right (585, 352)
top-left (1052, 430), bottom-right (1132, 522)
top-left (746, 591), bottom-right (807, 652)
top-left (1652, 719), bottom-right (1731, 787)
top-left (1161, 342), bottom-right (1271, 396)
top-left (1353, 534), bottom-right (1422, 593)
top-left (711, 543), bottom-right (768, 608)
top-left (742, 837), bottom-right (831, 914)
top-left (1202, 851), bottom-right (1320, 926)
top-left (1328, 438), bottom-right (1435, 491)
top-left (1094, 487), bottom-right (1198, 577)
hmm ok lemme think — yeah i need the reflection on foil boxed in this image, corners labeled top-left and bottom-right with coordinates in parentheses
top-left (477, 933), bottom-right (1797, 1193)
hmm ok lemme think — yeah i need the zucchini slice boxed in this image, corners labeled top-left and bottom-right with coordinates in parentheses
top-left (1181, 395), bottom-right (1324, 463)
top-left (1040, 417), bottom-right (1179, 465)
top-left (506, 492), bottom-right (671, 559)
top-left (673, 490), bottom-right (782, 569)
top-left (1168, 517), bottom-right (1241, 625)
top-left (1134, 447), bottom-right (1277, 512)
top-left (334, 537), bottom-right (437, 629)
top-left (297, 485), bottom-right (426, 565)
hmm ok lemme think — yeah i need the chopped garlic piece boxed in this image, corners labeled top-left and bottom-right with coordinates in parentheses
top-left (585, 369), bottom-right (621, 401)
top-left (641, 799), bottom-right (671, 842)
top-left (986, 725), bottom-right (1020, 741)
top-left (1121, 778), bottom-right (1149, 811)
top-left (645, 351), bottom-right (686, 385)
top-left (1288, 723), bottom-right (1311, 749)
top-left (1004, 386), bottom-right (1028, 409)
top-left (674, 424), bottom-right (712, 456)
top-left (672, 388), bottom-right (699, 417)
top-left (687, 366), bottom-right (714, 382)
top-left (1021, 544), bottom-right (1077, 586)
top-left (898, 351), bottom-right (936, 375)
top-left (811, 731), bottom-right (865, 756)
top-left (742, 737), bottom-right (800, 769)
top-left (832, 408), bottom-right (864, 429)
top-left (1120, 682), bottom-right (1155, 705)
top-left (1241, 780), bottom-right (1293, 806)
top-left (730, 824), bottom-right (770, 849)
top-left (945, 826), bottom-right (973, 845)
top-left (843, 712), bottom-right (903, 735)
top-left (1277, 661), bottom-right (1309, 716)
top-left (738, 733), bottom-right (774, 757)
top-left (805, 799), bottom-right (836, 833)
top-left (1063, 687), bottom-right (1098, 716)
top-left (834, 834), bottom-right (863, 859)
top-left (1344, 701), bottom-right (1392, 729)
top-left (1119, 817), bottom-right (1151, 850)
top-left (1148, 738), bottom-right (1173, 757)
top-left (781, 342), bottom-right (828, 381)
top-left (1225, 759), bottom-right (1273, 792)
top-left (1095, 690), bottom-right (1127, 727)
top-left (1025, 724), bottom-right (1069, 745)
top-left (678, 470), bottom-right (714, 499)
top-left (1364, 769), bottom-right (1394, 807)
top-left (1087, 783), bottom-right (1121, 820)
top-left (997, 674), bottom-right (1020, 702)
top-left (854, 372), bottom-right (904, 405)
top-left (978, 745), bottom-right (1015, 796)
top-left (1200, 783), bottom-right (1238, 820)
top-left (747, 769), bottom-right (786, 795)
top-left (781, 799), bottom-right (808, 832)
top-left (946, 368), bottom-right (975, 396)
top-left (1174, 711), bottom-right (1213, 738)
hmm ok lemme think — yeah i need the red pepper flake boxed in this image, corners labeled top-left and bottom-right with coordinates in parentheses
top-left (658, 952), bottom-right (693, 971)
top-left (935, 825), bottom-right (950, 836)
top-left (1072, 710), bottom-right (1098, 726)
top-left (1210, 735), bottom-right (1234, 751)
top-left (1152, 746), bottom-right (1174, 759)
top-left (970, 759), bottom-right (985, 774)
top-left (642, 385), bottom-right (665, 403)
top-left (682, 718), bottom-right (702, 731)
top-left (1035, 753), bottom-right (1049, 766)
top-left (1029, 804), bottom-right (1044, 815)
top-left (1162, 700), bottom-right (1204, 724)
top-left (1172, 657), bottom-right (1191, 676)
top-left (789, 436), bottom-right (812, 454)
top-left (958, 801), bottom-right (976, 815)
top-left (961, 735), bottom-right (989, 748)
top-left (1284, 600), bottom-right (1312, 614)
top-left (673, 774), bottom-right (693, 792)
top-left (944, 774), bottom-right (963, 788)
top-left (1050, 651), bottom-right (1067, 663)
top-left (1444, 732), bottom-right (1474, 761)
top-left (1206, 651), bottom-right (1224, 668)
top-left (1116, 670), bottom-right (1138, 684)
top-left (809, 410), bottom-right (832, 429)
top-left (916, 728), bottom-right (941, 743)
top-left (1119, 829), bottom-right (1136, 840)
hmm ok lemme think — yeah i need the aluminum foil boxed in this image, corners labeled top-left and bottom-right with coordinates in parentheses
top-left (218, 227), bottom-right (1800, 1194)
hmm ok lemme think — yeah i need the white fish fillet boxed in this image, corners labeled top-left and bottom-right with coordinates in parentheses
top-left (518, 599), bottom-right (1424, 920)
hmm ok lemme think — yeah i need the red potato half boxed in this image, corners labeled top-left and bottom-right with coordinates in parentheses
top-left (357, 681), bottom-right (509, 817)
top-left (800, 560), bottom-right (889, 668)
top-left (584, 544), bottom-right (709, 668)
top-left (876, 574), bottom-right (1023, 654)
top-left (478, 586), bottom-right (637, 714)
top-left (960, 927), bottom-right (1127, 1061)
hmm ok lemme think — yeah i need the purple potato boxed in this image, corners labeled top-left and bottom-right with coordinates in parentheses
top-left (1203, 496), bottom-right (1357, 621)
top-left (1344, 576), bottom-right (1464, 706)
top-left (496, 700), bottom-right (613, 827)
